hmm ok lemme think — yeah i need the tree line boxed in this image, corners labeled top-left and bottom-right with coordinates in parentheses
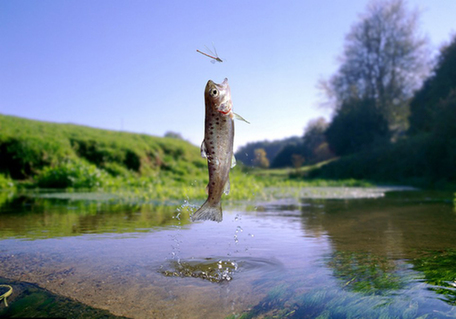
top-left (237, 0), bottom-right (456, 185)
top-left (235, 118), bottom-right (334, 168)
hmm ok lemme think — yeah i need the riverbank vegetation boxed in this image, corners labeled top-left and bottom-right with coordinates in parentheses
top-left (237, 1), bottom-right (456, 190)
top-left (0, 114), bottom-right (368, 203)
top-left (0, 113), bottom-right (207, 195)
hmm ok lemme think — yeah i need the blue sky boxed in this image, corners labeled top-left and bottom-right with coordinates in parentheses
top-left (1, 1), bottom-right (455, 149)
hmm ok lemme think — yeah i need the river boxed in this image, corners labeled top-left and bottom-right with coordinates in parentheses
top-left (0, 188), bottom-right (455, 318)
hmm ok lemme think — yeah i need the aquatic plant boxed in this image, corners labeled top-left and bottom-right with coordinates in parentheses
top-left (230, 279), bottom-right (446, 319)
top-left (231, 250), bottom-right (456, 319)
top-left (328, 251), bottom-right (405, 294)
top-left (412, 249), bottom-right (456, 306)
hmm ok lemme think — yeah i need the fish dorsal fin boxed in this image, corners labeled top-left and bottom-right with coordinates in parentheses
top-left (233, 112), bottom-right (250, 124)
top-left (200, 140), bottom-right (207, 158)
top-left (231, 154), bottom-right (237, 168)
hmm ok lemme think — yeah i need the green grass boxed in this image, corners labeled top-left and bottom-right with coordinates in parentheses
top-left (0, 174), bottom-right (15, 190)
top-left (0, 114), bottom-right (378, 200)
top-left (0, 114), bottom-right (206, 181)
top-left (308, 134), bottom-right (456, 190)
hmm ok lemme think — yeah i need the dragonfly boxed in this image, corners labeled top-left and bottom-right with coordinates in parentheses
top-left (196, 44), bottom-right (223, 63)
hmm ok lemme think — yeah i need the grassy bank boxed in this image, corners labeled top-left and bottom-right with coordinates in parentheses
top-left (0, 115), bottom-right (379, 203)
top-left (306, 133), bottom-right (456, 190)
top-left (0, 114), bottom-right (206, 185)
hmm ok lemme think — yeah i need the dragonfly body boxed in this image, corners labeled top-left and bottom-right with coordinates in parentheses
top-left (196, 45), bottom-right (223, 63)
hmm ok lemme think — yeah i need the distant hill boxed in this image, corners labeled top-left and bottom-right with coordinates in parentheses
top-left (0, 114), bottom-right (205, 181)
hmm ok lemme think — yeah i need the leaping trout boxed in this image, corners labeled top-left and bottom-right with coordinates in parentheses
top-left (191, 78), bottom-right (249, 222)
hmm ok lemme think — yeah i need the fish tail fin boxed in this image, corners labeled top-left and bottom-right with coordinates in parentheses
top-left (191, 200), bottom-right (223, 222)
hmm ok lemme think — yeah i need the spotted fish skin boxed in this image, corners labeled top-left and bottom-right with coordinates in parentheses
top-left (191, 78), bottom-right (235, 222)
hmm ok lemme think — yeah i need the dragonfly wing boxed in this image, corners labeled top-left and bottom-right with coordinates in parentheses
top-left (204, 45), bottom-right (216, 57)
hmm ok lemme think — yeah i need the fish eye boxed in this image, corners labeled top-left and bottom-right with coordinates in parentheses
top-left (210, 88), bottom-right (218, 97)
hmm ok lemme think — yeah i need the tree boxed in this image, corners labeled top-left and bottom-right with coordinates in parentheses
top-left (322, 0), bottom-right (429, 134)
top-left (253, 148), bottom-right (270, 168)
top-left (164, 131), bottom-right (184, 139)
top-left (291, 154), bottom-right (305, 170)
top-left (428, 90), bottom-right (456, 180)
top-left (235, 137), bottom-right (302, 167)
top-left (302, 117), bottom-right (333, 163)
top-left (271, 143), bottom-right (302, 168)
top-left (409, 35), bottom-right (456, 134)
top-left (325, 98), bottom-right (389, 155)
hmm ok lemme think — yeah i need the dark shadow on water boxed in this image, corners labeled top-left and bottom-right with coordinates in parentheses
top-left (0, 277), bottom-right (128, 319)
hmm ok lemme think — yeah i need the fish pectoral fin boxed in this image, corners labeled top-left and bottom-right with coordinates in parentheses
top-left (231, 154), bottom-right (236, 168)
top-left (223, 178), bottom-right (230, 195)
top-left (233, 112), bottom-right (250, 124)
top-left (200, 140), bottom-right (207, 158)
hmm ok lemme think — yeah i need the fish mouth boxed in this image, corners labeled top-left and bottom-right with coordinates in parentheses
top-left (217, 102), bottom-right (232, 115)
top-left (218, 108), bottom-right (232, 115)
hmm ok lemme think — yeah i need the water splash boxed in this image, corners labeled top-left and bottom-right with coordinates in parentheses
top-left (161, 258), bottom-right (239, 283)
top-left (233, 226), bottom-right (243, 244)
top-left (168, 199), bottom-right (197, 264)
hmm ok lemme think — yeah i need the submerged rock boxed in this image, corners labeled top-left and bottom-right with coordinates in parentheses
top-left (160, 258), bottom-right (239, 283)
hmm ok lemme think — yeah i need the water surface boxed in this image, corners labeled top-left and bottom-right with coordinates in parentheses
top-left (0, 188), bottom-right (455, 318)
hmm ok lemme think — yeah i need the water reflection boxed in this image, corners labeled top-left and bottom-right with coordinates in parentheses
top-left (0, 194), bottom-right (191, 239)
top-left (0, 189), bottom-right (456, 318)
top-left (299, 192), bottom-right (456, 254)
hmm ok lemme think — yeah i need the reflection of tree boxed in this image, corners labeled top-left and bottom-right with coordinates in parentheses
top-left (296, 195), bottom-right (456, 313)
top-left (299, 196), bottom-right (456, 256)
top-left (235, 250), bottom-right (456, 318)
top-left (411, 250), bottom-right (456, 306)
top-left (0, 191), bottom-right (15, 209)
top-left (328, 251), bottom-right (404, 294)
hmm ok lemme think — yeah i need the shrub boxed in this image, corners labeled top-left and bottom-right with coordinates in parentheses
top-left (103, 162), bottom-right (133, 177)
top-left (0, 174), bottom-right (15, 189)
top-left (35, 161), bottom-right (110, 189)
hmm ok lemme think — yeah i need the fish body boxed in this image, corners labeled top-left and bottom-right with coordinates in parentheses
top-left (191, 78), bottom-right (236, 222)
